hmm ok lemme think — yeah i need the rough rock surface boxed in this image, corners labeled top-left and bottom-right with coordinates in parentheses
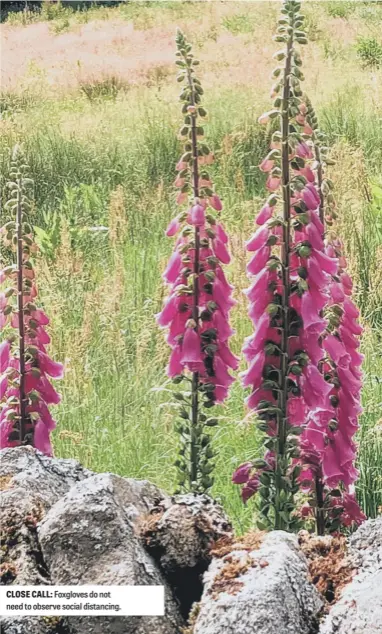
top-left (0, 617), bottom-right (72, 634)
top-left (142, 493), bottom-right (232, 617)
top-left (0, 445), bottom-right (92, 509)
top-left (192, 531), bottom-right (323, 634)
top-left (0, 448), bottom-right (180, 634)
top-left (0, 446), bottom-right (93, 588)
top-left (319, 517), bottom-right (382, 634)
top-left (38, 473), bottom-right (182, 634)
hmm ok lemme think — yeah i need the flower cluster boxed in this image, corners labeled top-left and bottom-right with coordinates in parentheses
top-left (0, 146), bottom-right (63, 456)
top-left (233, 0), bottom-right (364, 533)
top-left (157, 30), bottom-right (236, 493)
top-left (295, 100), bottom-right (365, 531)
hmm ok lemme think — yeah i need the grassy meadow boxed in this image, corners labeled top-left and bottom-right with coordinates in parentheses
top-left (1, 0), bottom-right (382, 531)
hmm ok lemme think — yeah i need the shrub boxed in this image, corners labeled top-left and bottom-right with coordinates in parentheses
top-left (356, 36), bottom-right (382, 68)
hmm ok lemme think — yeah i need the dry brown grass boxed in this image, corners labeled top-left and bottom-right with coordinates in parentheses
top-left (3, 1), bottom-right (380, 105)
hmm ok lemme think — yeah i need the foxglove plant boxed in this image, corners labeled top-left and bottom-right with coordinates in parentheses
top-left (296, 98), bottom-right (366, 532)
top-left (0, 146), bottom-right (63, 456)
top-left (157, 30), bottom-right (237, 494)
top-left (233, 0), bottom-right (342, 531)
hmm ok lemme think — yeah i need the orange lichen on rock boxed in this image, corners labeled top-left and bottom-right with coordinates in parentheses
top-left (0, 476), bottom-right (14, 491)
top-left (298, 530), bottom-right (355, 606)
top-left (209, 555), bottom-right (251, 599)
top-left (211, 530), bottom-right (266, 558)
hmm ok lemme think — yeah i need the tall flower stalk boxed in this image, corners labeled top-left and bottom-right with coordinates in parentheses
top-left (233, 0), bottom-right (365, 532)
top-left (0, 146), bottom-right (63, 455)
top-left (296, 98), bottom-right (366, 532)
top-left (233, 0), bottom-right (340, 531)
top-left (157, 31), bottom-right (237, 494)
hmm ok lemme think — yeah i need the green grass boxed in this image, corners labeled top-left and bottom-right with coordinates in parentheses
top-left (1, 0), bottom-right (382, 531)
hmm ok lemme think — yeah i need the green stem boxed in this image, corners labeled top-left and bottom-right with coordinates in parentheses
top-left (16, 179), bottom-right (27, 443)
top-left (310, 121), bottom-right (327, 534)
top-left (315, 474), bottom-right (326, 536)
top-left (187, 66), bottom-right (200, 490)
top-left (276, 28), bottom-right (294, 531)
top-left (314, 143), bottom-right (325, 226)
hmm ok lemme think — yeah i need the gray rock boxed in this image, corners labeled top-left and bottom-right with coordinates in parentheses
top-left (0, 446), bottom-right (92, 589)
top-left (0, 448), bottom-right (179, 634)
top-left (192, 531), bottom-right (323, 634)
top-left (0, 489), bottom-right (49, 585)
top-left (0, 616), bottom-right (73, 634)
top-left (319, 518), bottom-right (382, 634)
top-left (38, 473), bottom-right (183, 634)
top-left (142, 493), bottom-right (232, 571)
top-left (349, 516), bottom-right (382, 572)
top-left (0, 446), bottom-right (92, 510)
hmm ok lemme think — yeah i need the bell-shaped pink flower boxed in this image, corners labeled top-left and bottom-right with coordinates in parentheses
top-left (208, 195), bottom-right (223, 211)
top-left (247, 246), bottom-right (271, 276)
top-left (176, 191), bottom-right (188, 205)
top-left (213, 238), bottom-right (230, 264)
top-left (37, 351), bottom-right (64, 379)
top-left (323, 334), bottom-right (350, 368)
top-left (218, 342), bottom-right (239, 370)
top-left (256, 203), bottom-right (274, 225)
top-left (34, 419), bottom-right (53, 456)
top-left (343, 298), bottom-right (359, 319)
top-left (341, 493), bottom-right (366, 526)
top-left (266, 175), bottom-right (281, 192)
top-left (157, 295), bottom-right (183, 328)
top-left (166, 217), bottom-right (181, 237)
top-left (296, 141), bottom-right (313, 159)
top-left (167, 344), bottom-right (183, 378)
top-left (27, 400), bottom-right (55, 431)
top-left (35, 327), bottom-right (50, 346)
top-left (302, 364), bottom-right (332, 408)
top-left (0, 341), bottom-right (11, 373)
top-left (241, 476), bottom-right (261, 503)
top-left (215, 223), bottom-right (228, 244)
top-left (190, 204), bottom-right (205, 226)
top-left (0, 420), bottom-right (14, 449)
top-left (311, 250), bottom-right (339, 276)
top-left (163, 250), bottom-right (181, 284)
top-left (36, 375), bottom-right (61, 405)
top-left (245, 268), bottom-right (274, 301)
top-left (322, 443), bottom-right (343, 485)
top-left (259, 158), bottom-right (274, 173)
top-left (213, 279), bottom-right (236, 316)
top-left (167, 310), bottom-right (189, 346)
top-left (299, 166), bottom-right (315, 183)
top-left (242, 350), bottom-right (265, 389)
top-left (246, 226), bottom-right (270, 252)
top-left (330, 281), bottom-right (345, 304)
top-left (212, 310), bottom-right (234, 342)
top-left (301, 291), bottom-right (326, 332)
top-left (181, 327), bottom-right (203, 366)
top-left (31, 309), bottom-right (50, 327)
top-left (302, 187), bottom-right (318, 210)
top-left (232, 462), bottom-right (252, 484)
top-left (0, 375), bottom-right (8, 400)
top-left (213, 354), bottom-right (235, 389)
top-left (0, 293), bottom-right (7, 310)
top-left (306, 222), bottom-right (324, 250)
top-left (248, 291), bottom-right (273, 323)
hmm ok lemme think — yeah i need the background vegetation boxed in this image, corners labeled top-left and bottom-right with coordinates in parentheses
top-left (1, 0), bottom-right (381, 531)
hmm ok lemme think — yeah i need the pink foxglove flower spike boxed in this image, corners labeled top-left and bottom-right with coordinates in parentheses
top-left (0, 146), bottom-right (63, 456)
top-left (156, 31), bottom-right (236, 494)
top-left (293, 97), bottom-right (365, 533)
top-left (232, 0), bottom-right (359, 533)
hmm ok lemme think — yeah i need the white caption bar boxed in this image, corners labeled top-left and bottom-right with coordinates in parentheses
top-left (0, 586), bottom-right (165, 617)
